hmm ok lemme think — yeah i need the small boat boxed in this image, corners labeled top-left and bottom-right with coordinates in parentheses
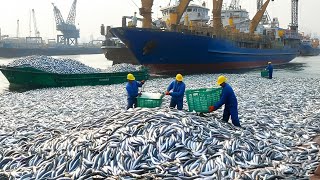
top-left (0, 66), bottom-right (149, 88)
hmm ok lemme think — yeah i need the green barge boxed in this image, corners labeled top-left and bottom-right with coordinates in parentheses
top-left (0, 66), bottom-right (149, 88)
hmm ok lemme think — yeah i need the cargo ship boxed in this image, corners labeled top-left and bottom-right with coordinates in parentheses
top-left (0, 37), bottom-right (102, 58)
top-left (299, 38), bottom-right (320, 56)
top-left (110, 0), bottom-right (301, 74)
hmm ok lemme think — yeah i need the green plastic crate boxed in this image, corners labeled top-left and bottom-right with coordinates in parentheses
top-left (137, 93), bottom-right (164, 108)
top-left (261, 70), bottom-right (269, 78)
top-left (186, 87), bottom-right (222, 113)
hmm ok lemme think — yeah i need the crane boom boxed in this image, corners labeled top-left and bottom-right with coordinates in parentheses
top-left (140, 0), bottom-right (154, 28)
top-left (32, 9), bottom-right (40, 37)
top-left (212, 0), bottom-right (224, 34)
top-left (52, 3), bottom-right (65, 28)
top-left (169, 0), bottom-right (192, 26)
top-left (249, 0), bottom-right (273, 34)
top-left (66, 0), bottom-right (77, 25)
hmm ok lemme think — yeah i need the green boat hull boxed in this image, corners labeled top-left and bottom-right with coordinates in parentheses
top-left (0, 66), bottom-right (149, 88)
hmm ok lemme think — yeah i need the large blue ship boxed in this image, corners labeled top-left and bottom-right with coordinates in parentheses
top-left (111, 28), bottom-right (299, 74)
top-left (111, 0), bottom-right (301, 74)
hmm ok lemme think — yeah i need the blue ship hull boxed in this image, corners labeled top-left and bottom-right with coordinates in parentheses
top-left (111, 28), bottom-right (299, 74)
top-left (299, 44), bottom-right (320, 56)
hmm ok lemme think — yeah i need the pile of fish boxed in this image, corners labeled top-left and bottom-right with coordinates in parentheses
top-left (103, 63), bottom-right (143, 73)
top-left (0, 73), bottom-right (319, 179)
top-left (6, 55), bottom-right (100, 74)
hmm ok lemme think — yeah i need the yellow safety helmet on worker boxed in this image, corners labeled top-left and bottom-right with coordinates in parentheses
top-left (176, 74), bottom-right (183, 81)
top-left (127, 73), bottom-right (135, 81)
top-left (217, 75), bottom-right (227, 85)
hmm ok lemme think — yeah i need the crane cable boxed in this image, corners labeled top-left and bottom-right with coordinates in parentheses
top-left (129, 0), bottom-right (139, 8)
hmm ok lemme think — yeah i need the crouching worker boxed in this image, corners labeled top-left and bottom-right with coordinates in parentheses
top-left (165, 74), bottom-right (185, 110)
top-left (126, 73), bottom-right (145, 109)
top-left (208, 75), bottom-right (241, 127)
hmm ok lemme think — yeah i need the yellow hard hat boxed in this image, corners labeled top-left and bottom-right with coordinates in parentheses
top-left (127, 73), bottom-right (135, 80)
top-left (268, 62), bottom-right (271, 64)
top-left (176, 74), bottom-right (183, 81)
top-left (217, 75), bottom-right (227, 85)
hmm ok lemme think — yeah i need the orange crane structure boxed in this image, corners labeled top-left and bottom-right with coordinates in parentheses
top-left (139, 0), bottom-right (274, 36)
top-left (249, 0), bottom-right (274, 34)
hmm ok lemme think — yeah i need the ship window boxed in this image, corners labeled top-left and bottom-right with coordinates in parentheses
top-left (187, 8), bottom-right (192, 12)
top-left (193, 9), bottom-right (197, 12)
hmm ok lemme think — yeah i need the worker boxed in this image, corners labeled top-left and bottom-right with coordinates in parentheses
top-left (132, 12), bottom-right (138, 27)
top-left (265, 62), bottom-right (273, 79)
top-left (209, 76), bottom-right (241, 127)
top-left (126, 73), bottom-right (145, 109)
top-left (165, 74), bottom-right (186, 110)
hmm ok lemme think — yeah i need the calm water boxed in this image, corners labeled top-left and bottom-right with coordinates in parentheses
top-left (0, 54), bottom-right (319, 93)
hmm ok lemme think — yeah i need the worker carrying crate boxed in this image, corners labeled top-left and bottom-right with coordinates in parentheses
top-left (126, 73), bottom-right (145, 109)
top-left (261, 62), bottom-right (273, 79)
top-left (208, 76), bottom-right (241, 127)
top-left (164, 74), bottom-right (186, 110)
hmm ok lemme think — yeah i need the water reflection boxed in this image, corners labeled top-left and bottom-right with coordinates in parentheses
top-left (275, 62), bottom-right (306, 72)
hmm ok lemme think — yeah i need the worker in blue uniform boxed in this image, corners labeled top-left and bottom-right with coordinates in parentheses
top-left (126, 73), bottom-right (145, 109)
top-left (266, 62), bottom-right (273, 79)
top-left (165, 74), bottom-right (185, 110)
top-left (209, 76), bottom-right (241, 127)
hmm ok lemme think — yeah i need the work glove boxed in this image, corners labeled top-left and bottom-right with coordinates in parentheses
top-left (208, 106), bottom-right (215, 112)
top-left (141, 80), bottom-right (145, 84)
top-left (165, 91), bottom-right (170, 95)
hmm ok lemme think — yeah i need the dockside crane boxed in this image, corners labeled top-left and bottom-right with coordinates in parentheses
top-left (257, 0), bottom-right (271, 25)
top-left (290, 0), bottom-right (298, 31)
top-left (32, 9), bottom-right (40, 37)
top-left (249, 0), bottom-right (273, 34)
top-left (52, 0), bottom-right (80, 46)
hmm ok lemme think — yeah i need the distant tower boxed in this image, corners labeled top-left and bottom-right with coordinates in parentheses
top-left (16, 19), bottom-right (20, 38)
top-left (290, 0), bottom-right (298, 31)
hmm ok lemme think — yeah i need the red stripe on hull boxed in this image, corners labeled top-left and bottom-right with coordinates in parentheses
top-left (145, 60), bottom-right (288, 74)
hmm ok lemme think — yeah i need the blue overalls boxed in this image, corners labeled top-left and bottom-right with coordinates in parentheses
top-left (266, 64), bottom-right (273, 79)
top-left (214, 83), bottom-right (240, 127)
top-left (126, 81), bottom-right (142, 109)
top-left (167, 81), bottom-right (185, 110)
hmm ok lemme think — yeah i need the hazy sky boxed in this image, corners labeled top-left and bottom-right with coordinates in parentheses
top-left (0, 0), bottom-right (319, 43)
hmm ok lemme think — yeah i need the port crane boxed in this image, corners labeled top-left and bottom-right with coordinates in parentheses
top-left (52, 0), bottom-right (80, 45)
top-left (32, 9), bottom-right (40, 37)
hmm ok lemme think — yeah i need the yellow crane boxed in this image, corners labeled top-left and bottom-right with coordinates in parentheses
top-left (168, 0), bottom-right (191, 28)
top-left (249, 0), bottom-right (274, 34)
top-left (139, 0), bottom-right (154, 28)
top-left (140, 0), bottom-right (191, 29)
top-left (212, 0), bottom-right (224, 35)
